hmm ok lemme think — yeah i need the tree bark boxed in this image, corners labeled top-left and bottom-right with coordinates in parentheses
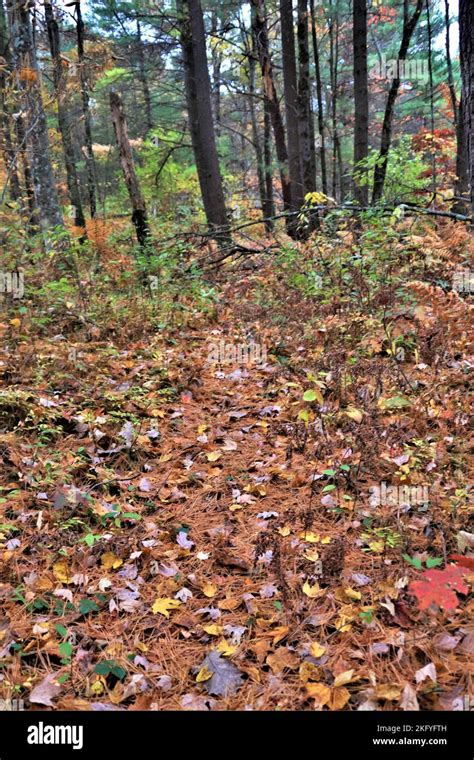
top-left (75, 0), bottom-right (97, 218)
top-left (110, 90), bottom-right (151, 249)
top-left (177, 0), bottom-right (230, 241)
top-left (44, 0), bottom-right (86, 230)
top-left (459, 0), bottom-right (474, 223)
top-left (250, 0), bottom-right (292, 228)
top-left (136, 18), bottom-right (153, 134)
top-left (263, 97), bottom-right (275, 226)
top-left (280, 0), bottom-right (304, 211)
top-left (0, 0), bottom-right (21, 202)
top-left (8, 0), bottom-right (63, 232)
top-left (371, 0), bottom-right (424, 204)
top-left (352, 0), bottom-right (369, 205)
top-left (297, 0), bottom-right (316, 195)
top-left (248, 31), bottom-right (270, 231)
top-left (309, 0), bottom-right (327, 194)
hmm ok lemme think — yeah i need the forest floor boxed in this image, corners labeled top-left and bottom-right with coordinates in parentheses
top-left (0, 216), bottom-right (473, 711)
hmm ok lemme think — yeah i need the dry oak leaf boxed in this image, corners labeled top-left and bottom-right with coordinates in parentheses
top-left (29, 673), bottom-right (62, 707)
top-left (266, 647), bottom-right (298, 674)
top-left (409, 565), bottom-right (469, 612)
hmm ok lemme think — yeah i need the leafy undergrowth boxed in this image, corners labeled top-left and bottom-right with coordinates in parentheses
top-left (0, 216), bottom-right (473, 711)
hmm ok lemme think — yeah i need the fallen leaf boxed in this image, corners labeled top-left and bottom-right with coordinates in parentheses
top-left (151, 598), bottom-right (181, 618)
top-left (29, 673), bottom-right (62, 707)
top-left (197, 651), bottom-right (243, 696)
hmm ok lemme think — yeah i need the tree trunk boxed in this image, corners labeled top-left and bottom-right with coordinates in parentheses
top-left (110, 90), bottom-right (151, 249)
top-left (136, 18), bottom-right (153, 134)
top-left (0, 0), bottom-right (21, 202)
top-left (9, 0), bottom-right (63, 232)
top-left (454, 97), bottom-right (469, 215)
top-left (352, 0), bottom-right (369, 205)
top-left (44, 0), bottom-right (86, 230)
top-left (372, 0), bottom-right (424, 204)
top-left (297, 0), bottom-right (315, 195)
top-left (248, 33), bottom-right (270, 231)
top-left (177, 0), bottom-right (230, 241)
top-left (280, 0), bottom-right (304, 212)
top-left (210, 11), bottom-right (222, 137)
top-left (250, 0), bottom-right (292, 228)
top-left (75, 1), bottom-right (97, 218)
top-left (460, 0), bottom-right (474, 222)
top-left (309, 0), bottom-right (327, 194)
top-left (329, 0), bottom-right (342, 200)
top-left (263, 97), bottom-right (275, 226)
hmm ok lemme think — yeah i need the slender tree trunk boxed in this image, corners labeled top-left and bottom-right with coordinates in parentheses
top-left (14, 115), bottom-right (36, 222)
top-left (9, 0), bottom-right (63, 232)
top-left (309, 0), bottom-right (327, 194)
top-left (425, 0), bottom-right (436, 200)
top-left (248, 33), bottom-right (269, 230)
top-left (446, 0), bottom-right (469, 214)
top-left (353, 0), bottom-right (369, 205)
top-left (210, 11), bottom-right (222, 137)
top-left (459, 0), bottom-right (474, 223)
top-left (280, 0), bottom-right (303, 212)
top-left (177, 0), bottom-right (230, 241)
top-left (297, 0), bottom-right (315, 195)
top-left (329, 0), bottom-right (342, 200)
top-left (263, 97), bottom-right (275, 226)
top-left (44, 0), bottom-right (85, 229)
top-left (454, 97), bottom-right (469, 215)
top-left (75, 0), bottom-right (97, 218)
top-left (136, 18), bottom-right (153, 134)
top-left (110, 91), bottom-right (150, 249)
top-left (250, 0), bottom-right (292, 228)
top-left (0, 0), bottom-right (21, 202)
top-left (372, 0), bottom-right (424, 204)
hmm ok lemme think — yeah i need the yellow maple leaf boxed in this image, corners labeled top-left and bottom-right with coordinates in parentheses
top-left (302, 581), bottom-right (322, 598)
top-left (310, 642), bottom-right (326, 658)
top-left (278, 525), bottom-right (291, 537)
top-left (196, 666), bottom-right (213, 683)
top-left (344, 587), bottom-right (362, 601)
top-left (216, 639), bottom-right (238, 656)
top-left (299, 661), bottom-right (321, 683)
top-left (306, 682), bottom-right (331, 705)
top-left (206, 451), bottom-right (222, 462)
top-left (333, 669), bottom-right (355, 687)
top-left (202, 582), bottom-right (217, 598)
top-left (151, 597), bottom-right (181, 617)
top-left (100, 552), bottom-right (123, 570)
top-left (300, 531), bottom-right (320, 543)
top-left (330, 686), bottom-right (351, 709)
top-left (202, 624), bottom-right (223, 636)
top-left (345, 407), bottom-right (364, 423)
top-left (53, 560), bottom-right (72, 584)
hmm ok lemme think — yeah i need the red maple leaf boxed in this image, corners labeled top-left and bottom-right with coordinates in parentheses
top-left (409, 565), bottom-right (469, 612)
top-left (448, 554), bottom-right (474, 571)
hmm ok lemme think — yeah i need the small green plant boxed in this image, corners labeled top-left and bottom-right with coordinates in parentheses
top-left (403, 553), bottom-right (443, 570)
